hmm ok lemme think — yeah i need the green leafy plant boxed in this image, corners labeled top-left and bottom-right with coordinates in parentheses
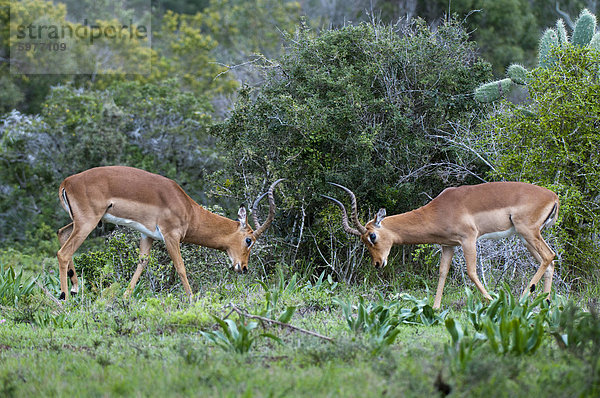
top-left (445, 285), bottom-right (550, 374)
top-left (444, 317), bottom-right (486, 372)
top-left (200, 314), bottom-right (281, 354)
top-left (335, 295), bottom-right (402, 355)
top-left (396, 293), bottom-right (449, 326)
top-left (0, 263), bottom-right (37, 305)
top-left (33, 311), bottom-right (77, 329)
top-left (302, 270), bottom-right (339, 294)
top-left (255, 269), bottom-right (298, 323)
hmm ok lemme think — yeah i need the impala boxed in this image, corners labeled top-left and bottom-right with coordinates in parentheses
top-left (56, 166), bottom-right (283, 299)
top-left (325, 182), bottom-right (559, 309)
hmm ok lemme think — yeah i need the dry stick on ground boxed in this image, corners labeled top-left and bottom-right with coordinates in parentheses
top-left (228, 303), bottom-right (334, 343)
top-left (35, 280), bottom-right (64, 311)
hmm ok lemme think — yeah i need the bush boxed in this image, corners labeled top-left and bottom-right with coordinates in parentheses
top-left (215, 18), bottom-right (492, 276)
top-left (478, 45), bottom-right (600, 279)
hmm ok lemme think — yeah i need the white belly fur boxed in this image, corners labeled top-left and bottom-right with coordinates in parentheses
top-left (102, 213), bottom-right (165, 241)
top-left (478, 226), bottom-right (516, 241)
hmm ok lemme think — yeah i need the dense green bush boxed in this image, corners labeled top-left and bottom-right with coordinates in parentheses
top-left (215, 19), bottom-right (491, 276)
top-left (478, 45), bottom-right (600, 279)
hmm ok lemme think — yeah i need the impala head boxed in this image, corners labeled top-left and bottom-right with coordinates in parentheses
top-left (324, 183), bottom-right (392, 269)
top-left (227, 179), bottom-right (284, 274)
top-left (227, 205), bottom-right (256, 274)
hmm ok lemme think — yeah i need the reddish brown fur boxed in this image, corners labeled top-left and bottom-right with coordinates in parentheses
top-left (341, 182), bottom-right (559, 309)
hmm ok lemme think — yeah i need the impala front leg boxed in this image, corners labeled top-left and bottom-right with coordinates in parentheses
top-left (164, 237), bottom-right (193, 299)
top-left (433, 245), bottom-right (455, 309)
top-left (462, 239), bottom-right (493, 302)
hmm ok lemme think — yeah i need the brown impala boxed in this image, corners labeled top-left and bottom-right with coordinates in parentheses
top-left (324, 182), bottom-right (559, 309)
top-left (57, 166), bottom-right (283, 300)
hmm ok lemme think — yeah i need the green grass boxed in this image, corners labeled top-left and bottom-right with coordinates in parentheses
top-left (0, 256), bottom-right (598, 397)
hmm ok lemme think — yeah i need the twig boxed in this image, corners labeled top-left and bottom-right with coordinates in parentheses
top-left (35, 281), bottom-right (64, 311)
top-left (228, 303), bottom-right (334, 342)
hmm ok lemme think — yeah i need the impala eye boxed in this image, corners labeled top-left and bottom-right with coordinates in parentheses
top-left (245, 237), bottom-right (253, 247)
top-left (369, 233), bottom-right (377, 243)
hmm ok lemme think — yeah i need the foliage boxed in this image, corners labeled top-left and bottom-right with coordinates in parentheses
top-left (200, 314), bottom-right (281, 354)
top-left (335, 292), bottom-right (448, 353)
top-left (479, 45), bottom-right (600, 278)
top-left (0, 263), bottom-right (37, 305)
top-left (445, 286), bottom-right (551, 371)
top-left (215, 18), bottom-right (491, 274)
top-left (0, 0), bottom-right (152, 113)
top-left (0, 261), bottom-right (599, 396)
top-left (255, 268), bottom-right (298, 323)
top-left (475, 8), bottom-right (598, 102)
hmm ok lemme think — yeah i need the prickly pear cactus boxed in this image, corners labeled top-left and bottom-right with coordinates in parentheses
top-left (475, 8), bottom-right (598, 103)
top-left (571, 9), bottom-right (596, 47)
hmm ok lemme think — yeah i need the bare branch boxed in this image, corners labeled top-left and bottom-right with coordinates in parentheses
top-left (228, 303), bottom-right (334, 342)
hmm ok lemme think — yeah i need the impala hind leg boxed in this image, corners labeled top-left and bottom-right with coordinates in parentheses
top-left (57, 219), bottom-right (99, 299)
top-left (433, 245), bottom-right (455, 309)
top-left (164, 237), bottom-right (193, 298)
top-left (462, 239), bottom-right (493, 302)
top-left (124, 235), bottom-right (153, 298)
top-left (57, 222), bottom-right (83, 296)
top-left (518, 230), bottom-right (555, 297)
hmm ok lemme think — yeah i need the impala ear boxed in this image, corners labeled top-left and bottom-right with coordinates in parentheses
top-left (374, 208), bottom-right (386, 228)
top-left (238, 205), bottom-right (248, 228)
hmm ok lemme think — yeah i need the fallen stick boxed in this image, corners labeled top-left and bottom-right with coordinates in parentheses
top-left (35, 280), bottom-right (64, 311)
top-left (229, 303), bottom-right (334, 342)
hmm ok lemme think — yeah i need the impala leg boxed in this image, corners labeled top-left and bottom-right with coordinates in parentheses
top-left (518, 230), bottom-right (555, 297)
top-left (433, 245), bottom-right (454, 309)
top-left (57, 223), bottom-right (81, 295)
top-left (56, 220), bottom-right (98, 299)
top-left (124, 235), bottom-right (153, 298)
top-left (462, 239), bottom-right (493, 302)
top-left (164, 238), bottom-right (193, 298)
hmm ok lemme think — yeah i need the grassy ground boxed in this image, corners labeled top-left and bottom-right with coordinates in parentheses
top-left (0, 252), bottom-right (598, 397)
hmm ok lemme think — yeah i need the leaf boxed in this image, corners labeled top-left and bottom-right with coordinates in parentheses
top-left (277, 306), bottom-right (297, 324)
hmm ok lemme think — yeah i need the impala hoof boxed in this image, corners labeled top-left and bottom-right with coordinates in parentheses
top-left (59, 292), bottom-right (66, 300)
top-left (70, 290), bottom-right (78, 296)
top-left (530, 284), bottom-right (536, 293)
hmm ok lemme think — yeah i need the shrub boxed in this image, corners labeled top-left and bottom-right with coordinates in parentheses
top-left (215, 18), bottom-right (491, 276)
top-left (478, 45), bottom-right (600, 279)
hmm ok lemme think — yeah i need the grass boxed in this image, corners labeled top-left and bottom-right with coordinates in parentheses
top-left (0, 253), bottom-right (598, 397)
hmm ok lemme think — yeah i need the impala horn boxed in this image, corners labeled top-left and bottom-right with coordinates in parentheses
top-left (323, 182), bottom-right (368, 236)
top-left (252, 179), bottom-right (285, 238)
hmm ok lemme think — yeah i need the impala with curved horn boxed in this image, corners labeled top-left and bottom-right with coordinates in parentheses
top-left (324, 182), bottom-right (559, 309)
top-left (56, 166), bottom-right (283, 299)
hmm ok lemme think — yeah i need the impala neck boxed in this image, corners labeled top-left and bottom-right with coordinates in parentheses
top-left (384, 206), bottom-right (440, 245)
top-left (183, 203), bottom-right (242, 251)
